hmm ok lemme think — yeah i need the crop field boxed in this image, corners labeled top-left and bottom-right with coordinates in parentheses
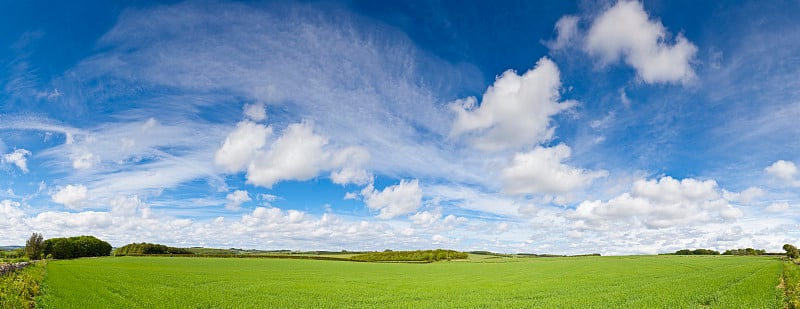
top-left (37, 255), bottom-right (784, 308)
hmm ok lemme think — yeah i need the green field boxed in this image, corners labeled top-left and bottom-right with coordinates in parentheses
top-left (37, 255), bottom-right (784, 308)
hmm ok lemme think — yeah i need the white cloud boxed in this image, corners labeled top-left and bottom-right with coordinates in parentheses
top-left (110, 195), bottom-right (149, 218)
top-left (410, 209), bottom-right (442, 226)
top-left (246, 122), bottom-right (328, 188)
top-left (765, 160), bottom-right (798, 185)
top-left (28, 211), bottom-right (113, 229)
top-left (71, 151), bottom-right (98, 169)
top-left (215, 121), bottom-right (370, 188)
top-left (72, 1), bottom-right (482, 188)
top-left (215, 121), bottom-right (272, 173)
top-left (723, 187), bottom-right (764, 203)
top-left (546, 15), bottom-right (580, 50)
top-left (329, 147), bottom-right (371, 186)
top-left (425, 184), bottom-right (522, 216)
top-left (225, 190), bottom-right (251, 211)
top-left (343, 192), bottom-right (359, 200)
top-left (585, 1), bottom-right (697, 84)
top-left (450, 57), bottom-right (576, 151)
top-left (501, 144), bottom-right (607, 195)
top-left (51, 184), bottom-right (89, 210)
top-left (3, 149), bottom-right (32, 173)
top-left (243, 102), bottom-right (267, 122)
top-left (766, 202), bottom-right (789, 213)
top-left (0, 199), bottom-right (25, 226)
top-left (258, 194), bottom-right (278, 202)
top-left (25, 116), bottom-right (230, 201)
top-left (361, 179), bottom-right (423, 219)
top-left (572, 176), bottom-right (740, 229)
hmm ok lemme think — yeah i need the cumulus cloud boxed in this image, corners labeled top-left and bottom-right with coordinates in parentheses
top-left (722, 187), bottom-right (764, 203)
top-left (545, 15), bottom-right (580, 50)
top-left (410, 209), bottom-right (442, 226)
top-left (51, 184), bottom-right (89, 210)
top-left (243, 102), bottom-right (267, 122)
top-left (501, 144), bottom-right (607, 195)
top-left (215, 120), bottom-right (370, 188)
top-left (1, 199), bottom-right (26, 226)
top-left (450, 57), bottom-right (576, 151)
top-left (765, 160), bottom-right (798, 185)
top-left (246, 122), bottom-right (329, 187)
top-left (26, 211), bottom-right (114, 232)
top-left (215, 121), bottom-right (272, 173)
top-left (110, 195), bottom-right (149, 218)
top-left (361, 179), bottom-right (423, 219)
top-left (584, 1), bottom-right (697, 84)
top-left (329, 147), bottom-right (371, 185)
top-left (572, 176), bottom-right (741, 229)
top-left (2, 149), bottom-right (32, 173)
top-left (225, 190), bottom-right (251, 211)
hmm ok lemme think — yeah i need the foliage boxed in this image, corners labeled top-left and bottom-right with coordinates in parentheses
top-left (785, 244), bottom-right (800, 259)
top-left (37, 256), bottom-right (782, 308)
top-left (1, 248), bottom-right (28, 264)
top-left (349, 249), bottom-right (468, 262)
top-left (43, 236), bottom-right (112, 259)
top-left (517, 253), bottom-right (601, 258)
top-left (0, 261), bottom-right (46, 309)
top-left (672, 249), bottom-right (720, 255)
top-left (785, 261), bottom-right (800, 309)
top-left (24, 233), bottom-right (45, 260)
top-left (722, 248), bottom-right (766, 256)
top-left (114, 243), bottom-right (194, 256)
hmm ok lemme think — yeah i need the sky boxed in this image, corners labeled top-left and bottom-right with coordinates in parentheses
top-left (1, 0), bottom-right (799, 255)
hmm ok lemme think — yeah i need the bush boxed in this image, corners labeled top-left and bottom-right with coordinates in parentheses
top-left (43, 236), bottom-right (112, 259)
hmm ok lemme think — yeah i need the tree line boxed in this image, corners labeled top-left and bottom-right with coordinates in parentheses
top-left (21, 233), bottom-right (112, 260)
top-left (113, 243), bottom-right (193, 256)
top-left (668, 246), bottom-right (800, 257)
top-left (350, 249), bottom-right (468, 262)
top-left (43, 236), bottom-right (112, 259)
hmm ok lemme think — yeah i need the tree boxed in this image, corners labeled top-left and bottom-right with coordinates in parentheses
top-left (784, 244), bottom-right (799, 259)
top-left (24, 232), bottom-right (44, 260)
top-left (43, 235), bottom-right (112, 259)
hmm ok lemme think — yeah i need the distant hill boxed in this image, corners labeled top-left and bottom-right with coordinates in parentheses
top-left (0, 246), bottom-right (23, 251)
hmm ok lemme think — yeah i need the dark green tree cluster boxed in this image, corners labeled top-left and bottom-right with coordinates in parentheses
top-left (673, 249), bottom-right (720, 255)
top-left (24, 233), bottom-right (45, 260)
top-left (785, 244), bottom-right (799, 259)
top-left (43, 236), bottom-right (112, 259)
top-left (350, 249), bottom-right (468, 262)
top-left (113, 243), bottom-right (193, 256)
top-left (722, 248), bottom-right (766, 256)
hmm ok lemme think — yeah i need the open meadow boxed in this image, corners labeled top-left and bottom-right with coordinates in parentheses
top-left (36, 255), bottom-right (786, 308)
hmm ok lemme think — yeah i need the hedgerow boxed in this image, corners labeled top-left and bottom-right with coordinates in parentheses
top-left (0, 261), bottom-right (45, 309)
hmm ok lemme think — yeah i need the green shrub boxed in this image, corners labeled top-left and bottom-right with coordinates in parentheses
top-left (0, 261), bottom-right (46, 308)
top-left (785, 262), bottom-right (800, 309)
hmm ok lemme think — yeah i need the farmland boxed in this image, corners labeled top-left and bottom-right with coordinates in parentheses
top-left (36, 255), bottom-right (785, 308)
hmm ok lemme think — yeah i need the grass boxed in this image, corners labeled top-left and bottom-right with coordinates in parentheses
top-left (36, 255), bottom-right (784, 308)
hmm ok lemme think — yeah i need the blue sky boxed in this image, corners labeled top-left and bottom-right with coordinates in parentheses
top-left (1, 0), bottom-right (799, 255)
